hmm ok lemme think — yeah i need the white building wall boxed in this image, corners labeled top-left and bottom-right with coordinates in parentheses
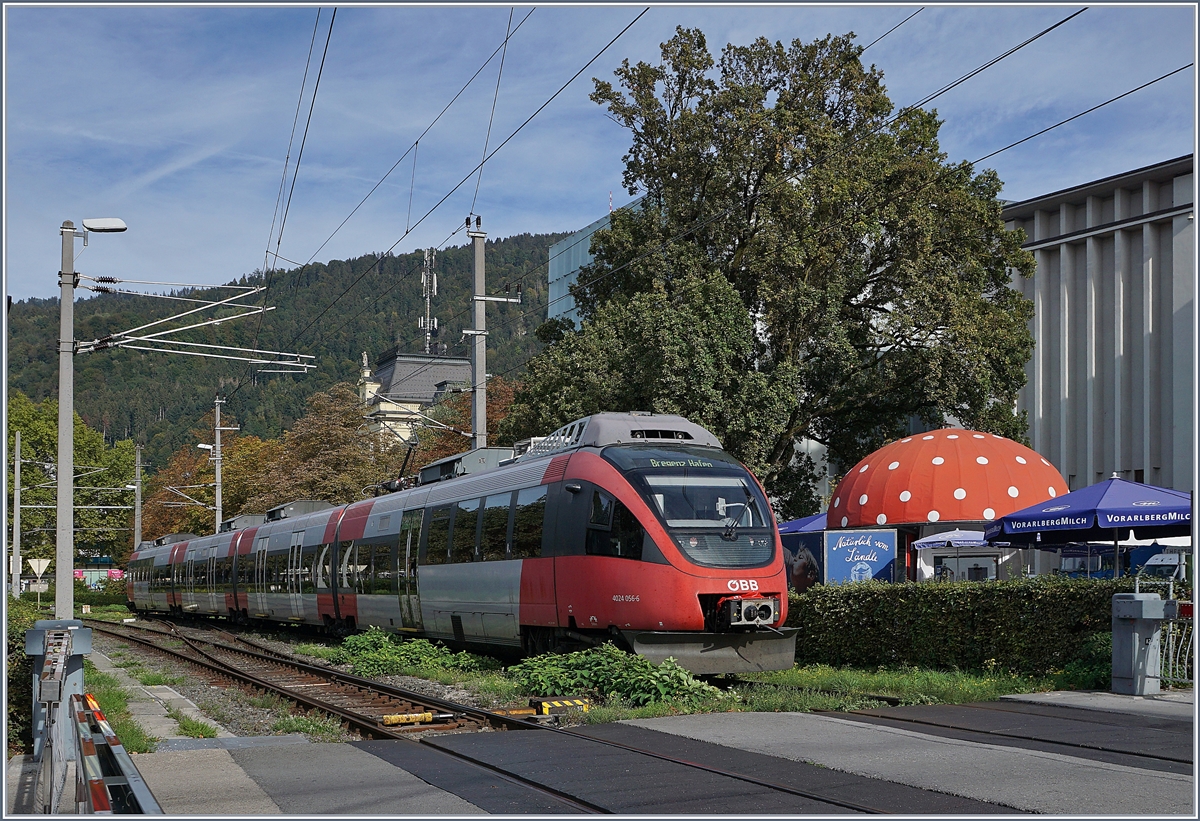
top-left (1005, 156), bottom-right (1194, 492)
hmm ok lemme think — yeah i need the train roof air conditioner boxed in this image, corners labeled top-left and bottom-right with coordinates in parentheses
top-left (266, 500), bottom-right (336, 521)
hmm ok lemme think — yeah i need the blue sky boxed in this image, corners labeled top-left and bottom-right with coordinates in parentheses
top-left (3, 3), bottom-right (1195, 301)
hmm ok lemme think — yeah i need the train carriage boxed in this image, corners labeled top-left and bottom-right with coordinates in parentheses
top-left (128, 413), bottom-right (798, 673)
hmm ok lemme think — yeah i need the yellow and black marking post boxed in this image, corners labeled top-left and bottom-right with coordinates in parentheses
top-left (531, 697), bottom-right (590, 715)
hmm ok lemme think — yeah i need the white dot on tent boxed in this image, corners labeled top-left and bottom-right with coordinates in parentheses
top-left (876, 514), bottom-right (887, 525)
top-left (928, 510), bottom-right (940, 522)
top-left (954, 488), bottom-right (967, 500)
top-left (899, 490), bottom-right (912, 502)
top-left (1008, 486), bottom-right (1020, 498)
top-left (833, 497), bottom-right (840, 508)
top-left (859, 464), bottom-right (870, 473)
top-left (1015, 456), bottom-right (1027, 465)
top-left (902, 437), bottom-right (913, 443)
top-left (973, 434), bottom-right (985, 439)
top-left (932, 456), bottom-right (945, 465)
top-left (922, 435), bottom-right (935, 440)
top-left (976, 456), bottom-right (989, 465)
top-left (1041, 458), bottom-right (1051, 466)
top-left (841, 516), bottom-right (848, 527)
top-left (888, 461), bottom-right (900, 470)
top-left (1049, 487), bottom-right (1057, 497)
top-left (858, 494), bottom-right (869, 505)
top-left (947, 434), bottom-right (959, 439)
top-left (984, 507), bottom-right (995, 519)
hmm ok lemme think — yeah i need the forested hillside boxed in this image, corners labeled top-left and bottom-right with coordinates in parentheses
top-left (8, 231), bottom-right (568, 473)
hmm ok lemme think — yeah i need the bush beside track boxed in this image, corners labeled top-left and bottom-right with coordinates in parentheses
top-left (7, 598), bottom-right (39, 756)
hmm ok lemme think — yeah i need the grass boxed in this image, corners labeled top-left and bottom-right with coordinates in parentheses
top-left (82, 661), bottom-right (157, 754)
top-left (76, 604), bottom-right (137, 622)
top-left (293, 643), bottom-right (340, 661)
top-left (247, 692), bottom-right (288, 710)
top-left (573, 663), bottom-right (1055, 724)
top-left (737, 663), bottom-right (1054, 706)
top-left (167, 709), bottom-right (219, 738)
top-left (272, 711), bottom-right (346, 742)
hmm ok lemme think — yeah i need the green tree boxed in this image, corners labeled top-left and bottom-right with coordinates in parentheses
top-left (239, 383), bottom-right (409, 512)
top-left (7, 391), bottom-right (135, 568)
top-left (510, 27), bottom-right (1034, 517)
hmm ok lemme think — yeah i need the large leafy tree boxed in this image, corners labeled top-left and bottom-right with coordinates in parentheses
top-left (508, 28), bottom-right (1033, 517)
top-left (140, 384), bottom-right (406, 540)
top-left (7, 391), bottom-right (135, 567)
top-left (410, 376), bottom-right (518, 471)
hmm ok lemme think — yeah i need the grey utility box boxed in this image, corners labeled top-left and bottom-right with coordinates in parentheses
top-left (1111, 593), bottom-right (1177, 695)
top-left (25, 619), bottom-right (91, 760)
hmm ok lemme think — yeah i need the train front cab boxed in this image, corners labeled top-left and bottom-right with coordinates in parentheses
top-left (547, 442), bottom-right (797, 674)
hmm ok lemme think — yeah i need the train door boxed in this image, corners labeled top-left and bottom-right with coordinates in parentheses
top-left (399, 509), bottom-right (423, 630)
top-left (184, 549), bottom-right (197, 611)
top-left (288, 530), bottom-right (305, 621)
top-left (206, 552), bottom-right (218, 614)
top-left (253, 536), bottom-right (269, 617)
top-left (338, 541), bottom-right (360, 628)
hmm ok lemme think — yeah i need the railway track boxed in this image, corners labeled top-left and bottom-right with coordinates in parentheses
top-left (86, 617), bottom-right (1009, 813)
top-left (83, 618), bottom-right (528, 738)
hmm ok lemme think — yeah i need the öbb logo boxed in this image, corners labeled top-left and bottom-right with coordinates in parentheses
top-left (727, 579), bottom-right (760, 592)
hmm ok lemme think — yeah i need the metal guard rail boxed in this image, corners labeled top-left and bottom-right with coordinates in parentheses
top-left (71, 693), bottom-right (162, 814)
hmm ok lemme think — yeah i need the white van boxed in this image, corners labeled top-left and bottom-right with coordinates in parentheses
top-left (1136, 552), bottom-right (1186, 581)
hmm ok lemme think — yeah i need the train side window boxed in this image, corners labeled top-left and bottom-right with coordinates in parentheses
top-left (480, 493), bottom-right (512, 561)
top-left (315, 545), bottom-right (332, 590)
top-left (452, 499), bottom-right (481, 563)
top-left (425, 506), bottom-right (451, 565)
top-left (373, 543), bottom-right (394, 594)
top-left (300, 547), bottom-right (317, 593)
top-left (511, 486), bottom-right (547, 560)
top-left (586, 496), bottom-right (644, 560)
top-left (400, 509), bottom-right (423, 584)
top-left (590, 490), bottom-right (615, 527)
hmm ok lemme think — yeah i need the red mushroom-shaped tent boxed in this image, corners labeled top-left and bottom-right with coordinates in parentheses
top-left (828, 430), bottom-right (1068, 529)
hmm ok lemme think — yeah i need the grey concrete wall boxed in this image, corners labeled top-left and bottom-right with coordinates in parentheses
top-left (1006, 157), bottom-right (1194, 491)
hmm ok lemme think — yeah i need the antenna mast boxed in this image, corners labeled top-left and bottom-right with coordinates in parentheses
top-left (419, 248), bottom-right (438, 354)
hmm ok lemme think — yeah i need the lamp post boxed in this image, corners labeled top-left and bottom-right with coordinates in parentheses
top-left (56, 217), bottom-right (126, 619)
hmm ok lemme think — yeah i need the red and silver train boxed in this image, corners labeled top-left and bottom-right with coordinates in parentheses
top-left (127, 413), bottom-right (797, 673)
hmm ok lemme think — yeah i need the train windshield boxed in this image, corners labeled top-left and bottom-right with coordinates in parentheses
top-left (603, 445), bottom-right (775, 568)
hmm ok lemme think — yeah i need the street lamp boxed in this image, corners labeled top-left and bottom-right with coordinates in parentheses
top-left (56, 217), bottom-right (126, 620)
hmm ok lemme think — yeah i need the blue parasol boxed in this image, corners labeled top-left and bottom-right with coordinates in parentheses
top-left (983, 476), bottom-right (1191, 578)
top-left (778, 512), bottom-right (826, 534)
top-left (912, 529), bottom-right (989, 548)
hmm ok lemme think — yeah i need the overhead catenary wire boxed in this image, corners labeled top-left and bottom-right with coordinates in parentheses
top-left (263, 8), bottom-right (324, 280)
top-left (862, 7), bottom-right (923, 52)
top-left (303, 8), bottom-right (537, 267)
top-left (472, 7), bottom-right (515, 215)
top-left (271, 7), bottom-right (338, 275)
top-left (396, 7), bottom-right (1094, 398)
top-left (364, 3), bottom-right (923, 325)
top-left (277, 7), bottom-right (650, 357)
top-left (479, 57), bottom-right (1177, 395)
top-left (972, 62), bottom-right (1193, 164)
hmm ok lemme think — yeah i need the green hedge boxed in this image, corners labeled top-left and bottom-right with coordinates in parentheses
top-left (7, 597), bottom-right (40, 755)
top-left (785, 577), bottom-right (1188, 674)
top-left (19, 579), bottom-right (128, 609)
